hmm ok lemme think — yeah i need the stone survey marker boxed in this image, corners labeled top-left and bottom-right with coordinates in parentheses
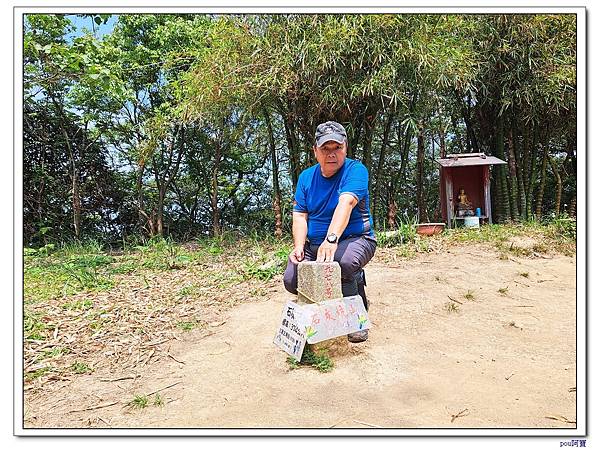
top-left (273, 261), bottom-right (370, 360)
top-left (296, 261), bottom-right (342, 303)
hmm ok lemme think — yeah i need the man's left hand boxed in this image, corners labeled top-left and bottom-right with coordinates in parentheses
top-left (317, 241), bottom-right (338, 262)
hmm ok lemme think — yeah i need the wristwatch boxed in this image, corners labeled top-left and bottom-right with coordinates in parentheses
top-left (326, 232), bottom-right (339, 244)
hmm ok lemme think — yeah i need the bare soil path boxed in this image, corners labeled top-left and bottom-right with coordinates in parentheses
top-left (25, 242), bottom-right (576, 429)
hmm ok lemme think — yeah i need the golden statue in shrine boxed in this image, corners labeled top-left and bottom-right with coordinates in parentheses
top-left (457, 188), bottom-right (474, 216)
top-left (458, 188), bottom-right (472, 207)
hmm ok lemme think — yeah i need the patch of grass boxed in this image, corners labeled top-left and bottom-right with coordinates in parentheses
top-left (177, 285), bottom-right (197, 298)
top-left (498, 287), bottom-right (509, 295)
top-left (64, 263), bottom-right (114, 292)
top-left (503, 243), bottom-right (532, 257)
top-left (274, 246), bottom-right (292, 265)
top-left (450, 223), bottom-right (510, 244)
top-left (376, 216), bottom-right (419, 248)
top-left (88, 320), bottom-right (105, 331)
top-left (522, 217), bottom-right (576, 255)
top-left (24, 244), bottom-right (115, 303)
top-left (25, 366), bottom-right (52, 381)
top-left (545, 214), bottom-right (576, 240)
top-left (464, 290), bottom-right (475, 301)
top-left (70, 361), bottom-right (93, 374)
top-left (449, 221), bottom-right (575, 256)
top-left (24, 243), bottom-right (56, 257)
top-left (206, 242), bottom-right (224, 256)
top-left (57, 240), bottom-right (105, 257)
top-left (530, 243), bottom-right (549, 254)
top-left (248, 286), bottom-right (267, 297)
top-left (243, 260), bottom-right (281, 281)
top-left (395, 245), bottom-right (417, 259)
top-left (109, 260), bottom-right (138, 275)
top-left (127, 392), bottom-right (164, 409)
top-left (24, 310), bottom-right (48, 341)
top-left (129, 394), bottom-right (149, 409)
top-left (132, 238), bottom-right (197, 271)
top-left (445, 301), bottom-right (460, 313)
top-left (242, 243), bottom-right (291, 282)
top-left (287, 357), bottom-right (300, 370)
top-left (41, 346), bottom-right (69, 358)
top-left (287, 347), bottom-right (334, 373)
top-left (24, 265), bottom-right (70, 304)
top-left (520, 272), bottom-right (529, 278)
top-left (176, 321), bottom-right (200, 332)
top-left (62, 299), bottom-right (93, 311)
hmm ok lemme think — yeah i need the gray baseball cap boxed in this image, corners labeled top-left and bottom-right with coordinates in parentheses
top-left (315, 121), bottom-right (347, 147)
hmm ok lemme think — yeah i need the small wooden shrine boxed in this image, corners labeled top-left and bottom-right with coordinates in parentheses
top-left (435, 153), bottom-right (507, 228)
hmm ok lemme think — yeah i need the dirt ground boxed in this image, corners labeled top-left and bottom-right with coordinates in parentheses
top-left (23, 240), bottom-right (577, 430)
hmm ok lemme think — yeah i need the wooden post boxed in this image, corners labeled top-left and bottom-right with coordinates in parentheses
top-left (439, 167), bottom-right (445, 225)
top-left (483, 165), bottom-right (492, 225)
top-left (445, 169), bottom-right (454, 228)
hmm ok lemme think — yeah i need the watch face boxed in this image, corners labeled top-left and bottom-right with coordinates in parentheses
top-left (327, 233), bottom-right (337, 243)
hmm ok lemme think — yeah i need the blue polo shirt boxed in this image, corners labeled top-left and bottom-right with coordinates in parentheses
top-left (293, 158), bottom-right (375, 245)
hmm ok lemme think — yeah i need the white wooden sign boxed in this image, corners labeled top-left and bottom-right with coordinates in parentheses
top-left (273, 301), bottom-right (307, 361)
top-left (273, 296), bottom-right (370, 359)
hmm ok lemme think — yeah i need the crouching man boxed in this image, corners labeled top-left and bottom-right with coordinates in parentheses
top-left (283, 121), bottom-right (377, 343)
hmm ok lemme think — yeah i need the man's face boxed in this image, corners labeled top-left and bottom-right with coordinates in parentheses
top-left (314, 140), bottom-right (347, 177)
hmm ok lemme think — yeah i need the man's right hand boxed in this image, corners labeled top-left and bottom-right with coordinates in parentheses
top-left (290, 245), bottom-right (305, 264)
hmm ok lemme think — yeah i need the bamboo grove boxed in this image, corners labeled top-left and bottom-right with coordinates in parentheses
top-left (23, 14), bottom-right (577, 246)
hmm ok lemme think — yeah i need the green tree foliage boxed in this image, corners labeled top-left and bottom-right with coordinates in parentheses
top-left (22, 13), bottom-right (577, 246)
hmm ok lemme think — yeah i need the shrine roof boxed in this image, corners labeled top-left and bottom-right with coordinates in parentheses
top-left (435, 153), bottom-right (507, 167)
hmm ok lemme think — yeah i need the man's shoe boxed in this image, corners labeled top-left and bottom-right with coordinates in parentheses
top-left (347, 329), bottom-right (368, 343)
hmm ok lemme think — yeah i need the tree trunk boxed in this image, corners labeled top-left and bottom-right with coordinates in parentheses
top-left (507, 128), bottom-right (520, 220)
top-left (264, 110), bottom-right (283, 238)
top-left (348, 107), bottom-right (365, 160)
top-left (136, 162), bottom-right (156, 236)
top-left (61, 127), bottom-right (81, 238)
top-left (458, 90), bottom-right (479, 153)
top-left (565, 137), bottom-right (576, 219)
top-left (387, 179), bottom-right (397, 230)
top-left (450, 116), bottom-right (465, 153)
top-left (71, 168), bottom-right (81, 239)
top-left (521, 122), bottom-right (531, 203)
top-left (430, 133), bottom-right (442, 221)
top-left (548, 156), bottom-right (563, 216)
top-left (566, 136), bottom-right (576, 177)
top-left (372, 112), bottom-right (394, 227)
top-left (153, 125), bottom-right (184, 237)
top-left (493, 114), bottom-right (510, 223)
top-left (535, 145), bottom-right (549, 219)
top-left (211, 141), bottom-right (223, 236)
top-left (416, 120), bottom-right (428, 222)
top-left (398, 124), bottom-right (412, 185)
top-left (361, 107), bottom-right (377, 192)
top-left (512, 118), bottom-right (527, 219)
top-left (283, 112), bottom-right (300, 192)
top-left (438, 127), bottom-right (447, 159)
top-left (526, 122), bottom-right (540, 219)
top-left (568, 197), bottom-right (576, 217)
top-left (156, 186), bottom-right (166, 236)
